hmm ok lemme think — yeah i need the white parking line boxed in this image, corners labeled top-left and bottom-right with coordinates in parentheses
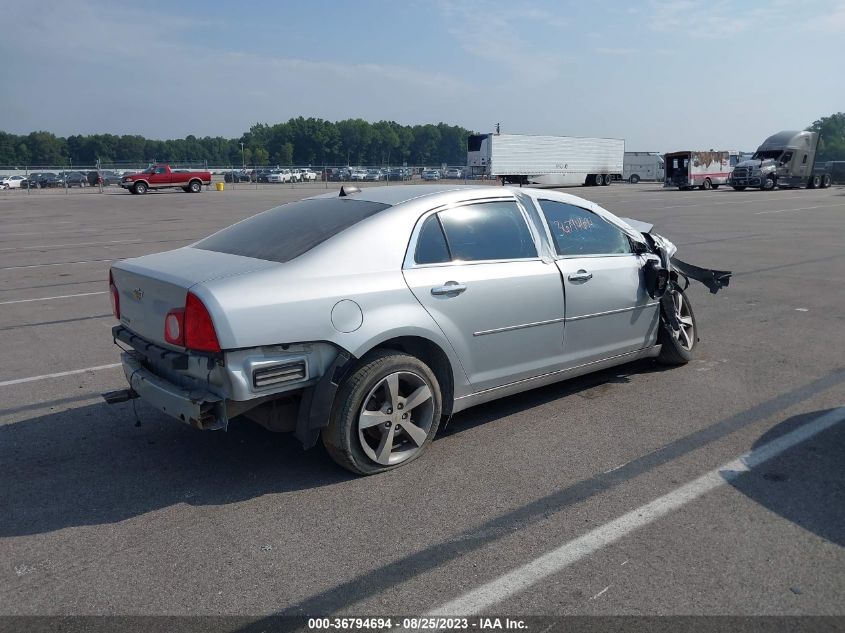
top-left (0, 258), bottom-right (114, 271)
top-left (755, 203), bottom-right (844, 215)
top-left (0, 239), bottom-right (139, 252)
top-left (427, 406), bottom-right (845, 616)
top-left (0, 363), bottom-right (122, 388)
top-left (0, 291), bottom-right (107, 305)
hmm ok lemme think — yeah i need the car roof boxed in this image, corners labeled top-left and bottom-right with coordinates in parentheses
top-left (314, 184), bottom-right (476, 206)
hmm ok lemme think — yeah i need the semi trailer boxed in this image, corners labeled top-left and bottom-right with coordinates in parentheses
top-left (467, 133), bottom-right (624, 187)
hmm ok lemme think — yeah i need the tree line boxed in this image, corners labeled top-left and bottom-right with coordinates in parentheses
top-left (2, 112), bottom-right (842, 168)
top-left (0, 118), bottom-right (476, 168)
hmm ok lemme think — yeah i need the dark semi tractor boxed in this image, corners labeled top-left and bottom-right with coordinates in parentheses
top-left (729, 130), bottom-right (832, 191)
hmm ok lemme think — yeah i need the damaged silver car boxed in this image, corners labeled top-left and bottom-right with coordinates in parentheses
top-left (104, 185), bottom-right (730, 474)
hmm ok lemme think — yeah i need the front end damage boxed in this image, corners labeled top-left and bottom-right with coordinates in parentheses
top-left (623, 218), bottom-right (732, 338)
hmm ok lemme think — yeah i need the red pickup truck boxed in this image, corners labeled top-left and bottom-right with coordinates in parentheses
top-left (120, 164), bottom-right (212, 194)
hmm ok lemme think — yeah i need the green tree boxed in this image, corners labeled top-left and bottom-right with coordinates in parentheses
top-left (808, 112), bottom-right (845, 161)
top-left (252, 147), bottom-right (270, 165)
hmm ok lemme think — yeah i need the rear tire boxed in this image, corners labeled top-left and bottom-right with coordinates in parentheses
top-left (810, 174), bottom-right (821, 189)
top-left (603, 174), bottom-right (612, 186)
top-left (322, 350), bottom-right (442, 475)
top-left (594, 173), bottom-right (604, 186)
top-left (702, 178), bottom-right (712, 191)
top-left (133, 182), bottom-right (147, 194)
top-left (821, 174), bottom-right (831, 188)
top-left (629, 174), bottom-right (640, 184)
top-left (657, 283), bottom-right (697, 365)
top-left (188, 180), bottom-right (202, 193)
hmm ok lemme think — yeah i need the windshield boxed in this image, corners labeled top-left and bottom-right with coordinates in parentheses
top-left (193, 198), bottom-right (390, 264)
top-left (752, 150), bottom-right (783, 160)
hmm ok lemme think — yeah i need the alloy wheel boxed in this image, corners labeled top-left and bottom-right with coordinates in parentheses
top-left (357, 371), bottom-right (434, 466)
top-left (671, 290), bottom-right (695, 350)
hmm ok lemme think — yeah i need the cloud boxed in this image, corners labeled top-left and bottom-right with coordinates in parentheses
top-left (0, 1), bottom-right (474, 137)
top-left (647, 0), bottom-right (786, 38)
top-left (436, 1), bottom-right (569, 80)
top-left (802, 0), bottom-right (845, 32)
top-left (596, 47), bottom-right (637, 56)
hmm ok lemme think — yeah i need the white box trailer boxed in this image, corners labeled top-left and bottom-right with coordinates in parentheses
top-left (623, 152), bottom-right (665, 183)
top-left (467, 133), bottom-right (624, 187)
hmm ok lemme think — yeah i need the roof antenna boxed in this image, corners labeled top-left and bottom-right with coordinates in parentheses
top-left (495, 123), bottom-right (501, 134)
top-left (339, 185), bottom-right (360, 197)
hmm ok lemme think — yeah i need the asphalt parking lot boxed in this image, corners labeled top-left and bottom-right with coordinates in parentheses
top-left (1, 182), bottom-right (843, 619)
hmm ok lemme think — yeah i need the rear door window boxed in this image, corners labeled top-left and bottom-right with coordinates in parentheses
top-left (194, 198), bottom-right (390, 263)
top-left (538, 200), bottom-right (632, 257)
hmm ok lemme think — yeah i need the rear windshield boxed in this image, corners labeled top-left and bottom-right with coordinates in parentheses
top-left (193, 198), bottom-right (390, 264)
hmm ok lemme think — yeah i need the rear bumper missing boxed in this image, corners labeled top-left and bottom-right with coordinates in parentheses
top-left (120, 352), bottom-right (227, 430)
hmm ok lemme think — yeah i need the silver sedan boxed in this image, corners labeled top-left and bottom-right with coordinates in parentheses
top-left (105, 185), bottom-right (730, 474)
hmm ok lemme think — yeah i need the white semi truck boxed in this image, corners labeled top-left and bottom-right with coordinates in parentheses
top-left (467, 133), bottom-right (624, 186)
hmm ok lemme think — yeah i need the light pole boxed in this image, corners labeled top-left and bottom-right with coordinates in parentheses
top-left (240, 142), bottom-right (245, 169)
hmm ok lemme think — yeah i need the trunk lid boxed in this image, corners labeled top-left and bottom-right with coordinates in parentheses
top-left (111, 247), bottom-right (276, 347)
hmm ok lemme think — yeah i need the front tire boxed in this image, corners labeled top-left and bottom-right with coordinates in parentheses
top-left (761, 175), bottom-right (775, 191)
top-left (133, 182), bottom-right (148, 194)
top-left (657, 283), bottom-right (697, 365)
top-left (322, 351), bottom-right (442, 475)
top-left (702, 178), bottom-right (712, 191)
top-left (629, 174), bottom-right (640, 184)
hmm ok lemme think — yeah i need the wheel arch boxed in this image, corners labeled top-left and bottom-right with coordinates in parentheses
top-left (365, 335), bottom-right (456, 416)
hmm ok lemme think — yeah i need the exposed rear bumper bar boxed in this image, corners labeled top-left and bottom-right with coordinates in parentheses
top-left (116, 352), bottom-right (227, 430)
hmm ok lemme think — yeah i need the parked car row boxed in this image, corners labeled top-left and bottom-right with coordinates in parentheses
top-left (0, 170), bottom-right (125, 189)
top-left (224, 167), bottom-right (318, 183)
top-left (324, 167), bottom-right (414, 182)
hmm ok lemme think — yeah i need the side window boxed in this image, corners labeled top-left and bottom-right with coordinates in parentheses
top-left (155, 167), bottom-right (167, 174)
top-left (438, 201), bottom-right (537, 262)
top-left (538, 200), bottom-right (632, 257)
top-left (781, 152), bottom-right (793, 165)
top-left (414, 215), bottom-right (451, 265)
top-left (802, 153), bottom-right (808, 165)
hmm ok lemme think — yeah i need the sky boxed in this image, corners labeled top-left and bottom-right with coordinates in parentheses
top-left (2, 0), bottom-right (844, 151)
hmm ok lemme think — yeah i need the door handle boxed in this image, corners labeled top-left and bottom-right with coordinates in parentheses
top-left (431, 281), bottom-right (467, 296)
top-left (568, 270), bottom-right (593, 282)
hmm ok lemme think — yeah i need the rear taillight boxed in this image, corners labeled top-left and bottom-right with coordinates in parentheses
top-left (164, 308), bottom-right (185, 346)
top-left (184, 292), bottom-right (220, 352)
top-left (109, 270), bottom-right (120, 319)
